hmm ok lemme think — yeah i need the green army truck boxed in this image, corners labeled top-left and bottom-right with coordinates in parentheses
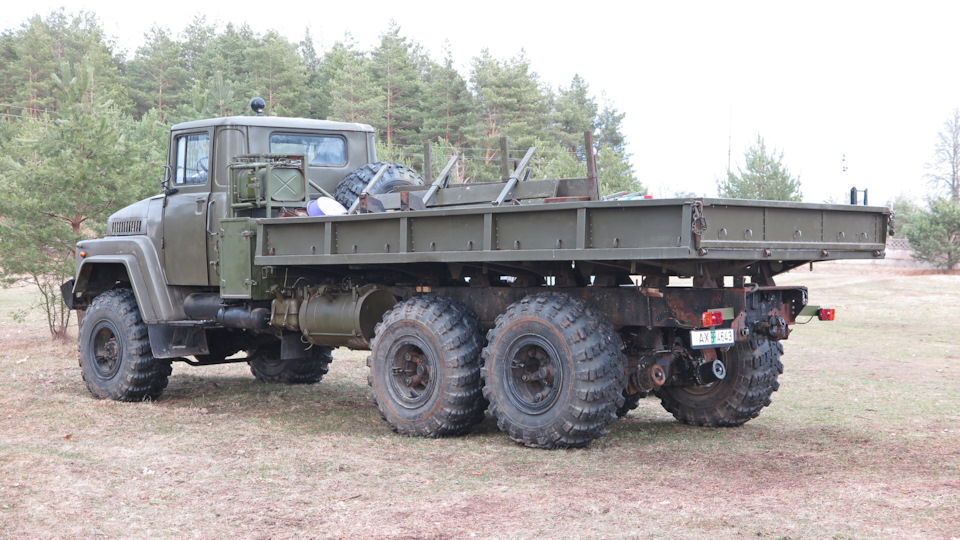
top-left (63, 99), bottom-right (891, 448)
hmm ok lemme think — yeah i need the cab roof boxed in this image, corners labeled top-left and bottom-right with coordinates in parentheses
top-left (171, 115), bottom-right (375, 133)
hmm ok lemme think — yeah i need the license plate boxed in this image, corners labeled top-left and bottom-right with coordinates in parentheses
top-left (690, 328), bottom-right (735, 349)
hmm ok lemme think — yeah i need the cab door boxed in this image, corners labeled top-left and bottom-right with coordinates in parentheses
top-left (163, 130), bottom-right (213, 286)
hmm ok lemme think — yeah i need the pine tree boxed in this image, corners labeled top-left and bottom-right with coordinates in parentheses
top-left (905, 198), bottom-right (960, 270)
top-left (247, 31), bottom-right (309, 117)
top-left (420, 45), bottom-right (477, 177)
top-left (468, 50), bottom-right (550, 181)
top-left (319, 37), bottom-right (383, 123)
top-left (597, 145), bottom-right (640, 195)
top-left (179, 15), bottom-right (215, 76)
top-left (199, 23), bottom-right (257, 114)
top-left (298, 29), bottom-right (326, 118)
top-left (0, 60), bottom-right (151, 338)
top-left (126, 26), bottom-right (187, 121)
top-left (0, 11), bottom-right (129, 118)
top-left (596, 101), bottom-right (627, 155)
top-left (718, 135), bottom-right (802, 201)
top-left (370, 22), bottom-right (424, 149)
top-left (553, 75), bottom-right (597, 157)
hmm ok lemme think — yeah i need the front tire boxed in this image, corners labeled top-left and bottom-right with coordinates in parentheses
top-left (367, 295), bottom-right (486, 437)
top-left (78, 289), bottom-right (172, 401)
top-left (657, 339), bottom-right (784, 427)
top-left (481, 293), bottom-right (626, 449)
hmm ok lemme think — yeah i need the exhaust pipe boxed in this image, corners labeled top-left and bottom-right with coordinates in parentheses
top-left (183, 293), bottom-right (270, 330)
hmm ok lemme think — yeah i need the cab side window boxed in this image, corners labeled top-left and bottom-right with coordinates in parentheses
top-left (174, 133), bottom-right (211, 185)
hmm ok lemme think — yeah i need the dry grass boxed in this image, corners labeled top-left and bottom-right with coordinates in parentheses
top-left (0, 265), bottom-right (958, 539)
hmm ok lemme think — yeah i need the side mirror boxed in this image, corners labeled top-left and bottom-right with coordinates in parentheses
top-left (162, 164), bottom-right (179, 196)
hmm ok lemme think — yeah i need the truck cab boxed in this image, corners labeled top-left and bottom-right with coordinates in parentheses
top-left (65, 110), bottom-right (384, 362)
top-left (160, 116), bottom-right (376, 287)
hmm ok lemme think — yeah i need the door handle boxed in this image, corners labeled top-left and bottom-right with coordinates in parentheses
top-left (206, 199), bottom-right (216, 235)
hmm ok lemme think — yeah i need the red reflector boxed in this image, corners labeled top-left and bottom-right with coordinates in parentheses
top-left (701, 310), bottom-right (723, 327)
top-left (818, 308), bottom-right (836, 321)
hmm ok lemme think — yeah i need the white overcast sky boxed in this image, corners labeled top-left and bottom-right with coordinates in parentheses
top-left (6, 1), bottom-right (959, 205)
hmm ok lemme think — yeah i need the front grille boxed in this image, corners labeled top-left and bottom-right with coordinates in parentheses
top-left (110, 219), bottom-right (144, 235)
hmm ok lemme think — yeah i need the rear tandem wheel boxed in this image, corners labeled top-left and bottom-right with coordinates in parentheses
top-left (367, 295), bottom-right (487, 437)
top-left (481, 293), bottom-right (626, 449)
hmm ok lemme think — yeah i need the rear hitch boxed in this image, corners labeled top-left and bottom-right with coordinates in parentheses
top-left (755, 314), bottom-right (789, 340)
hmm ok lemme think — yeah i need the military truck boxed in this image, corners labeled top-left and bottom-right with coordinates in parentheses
top-left (63, 100), bottom-right (891, 448)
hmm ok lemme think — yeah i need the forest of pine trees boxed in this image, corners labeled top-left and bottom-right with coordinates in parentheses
top-left (0, 11), bottom-right (643, 337)
top-left (0, 11), bottom-right (641, 193)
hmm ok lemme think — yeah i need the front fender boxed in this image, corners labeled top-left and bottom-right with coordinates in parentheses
top-left (72, 236), bottom-right (183, 323)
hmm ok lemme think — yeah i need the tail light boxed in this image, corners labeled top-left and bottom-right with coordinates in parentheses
top-left (818, 308), bottom-right (836, 321)
top-left (701, 310), bottom-right (723, 327)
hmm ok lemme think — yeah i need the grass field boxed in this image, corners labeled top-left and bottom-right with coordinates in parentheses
top-left (0, 265), bottom-right (958, 539)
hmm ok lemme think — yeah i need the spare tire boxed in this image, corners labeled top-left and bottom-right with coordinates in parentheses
top-left (333, 162), bottom-right (423, 209)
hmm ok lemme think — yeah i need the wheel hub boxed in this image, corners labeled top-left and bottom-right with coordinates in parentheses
top-left (389, 343), bottom-right (434, 407)
top-left (91, 323), bottom-right (122, 378)
top-left (505, 338), bottom-right (562, 414)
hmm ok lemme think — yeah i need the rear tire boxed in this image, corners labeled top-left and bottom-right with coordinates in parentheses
top-left (333, 162), bottom-right (423, 209)
top-left (78, 289), bottom-right (172, 401)
top-left (616, 390), bottom-right (648, 418)
top-left (481, 293), bottom-right (626, 449)
top-left (657, 339), bottom-right (783, 426)
top-left (367, 295), bottom-right (486, 437)
top-left (248, 343), bottom-right (333, 385)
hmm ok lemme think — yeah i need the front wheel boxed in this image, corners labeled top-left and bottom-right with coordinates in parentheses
top-left (78, 289), bottom-right (172, 401)
top-left (657, 339), bottom-right (784, 427)
top-left (481, 293), bottom-right (626, 449)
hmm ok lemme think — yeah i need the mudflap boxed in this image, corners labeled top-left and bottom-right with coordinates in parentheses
top-left (60, 279), bottom-right (77, 310)
top-left (147, 323), bottom-right (209, 359)
top-left (281, 332), bottom-right (314, 360)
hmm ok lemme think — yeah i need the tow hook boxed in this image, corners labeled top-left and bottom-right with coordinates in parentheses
top-left (755, 315), bottom-right (789, 340)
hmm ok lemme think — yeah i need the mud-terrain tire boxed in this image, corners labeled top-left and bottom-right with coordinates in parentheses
top-left (481, 293), bottom-right (626, 449)
top-left (658, 339), bottom-right (783, 427)
top-left (78, 289), bottom-right (172, 401)
top-left (333, 162), bottom-right (423, 209)
top-left (248, 343), bottom-right (333, 384)
top-left (367, 295), bottom-right (486, 437)
top-left (616, 390), bottom-right (649, 418)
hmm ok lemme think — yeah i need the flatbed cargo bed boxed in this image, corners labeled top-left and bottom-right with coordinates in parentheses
top-left (250, 197), bottom-right (889, 274)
